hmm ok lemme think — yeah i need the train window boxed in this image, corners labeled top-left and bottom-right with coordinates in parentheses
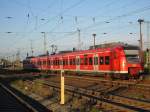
top-left (56, 60), bottom-right (58, 65)
top-left (99, 57), bottom-right (104, 65)
top-left (84, 57), bottom-right (88, 65)
top-left (89, 57), bottom-right (93, 65)
top-left (63, 60), bottom-right (65, 65)
top-left (53, 60), bottom-right (55, 65)
top-left (59, 60), bottom-right (61, 65)
top-left (73, 58), bottom-right (75, 65)
top-left (40, 61), bottom-right (42, 65)
top-left (69, 59), bottom-right (72, 65)
top-left (48, 60), bottom-right (51, 65)
top-left (54, 60), bottom-right (56, 65)
top-left (57, 60), bottom-right (59, 65)
top-left (65, 59), bottom-right (67, 65)
top-left (58, 60), bottom-right (60, 65)
top-left (45, 61), bottom-right (47, 65)
top-left (57, 60), bottom-right (58, 65)
top-left (105, 56), bottom-right (110, 65)
top-left (65, 59), bottom-right (66, 65)
top-left (80, 58), bottom-right (84, 65)
top-left (43, 61), bottom-right (46, 65)
top-left (53, 60), bottom-right (54, 65)
top-left (94, 57), bottom-right (98, 65)
top-left (37, 61), bottom-right (39, 65)
top-left (55, 60), bottom-right (57, 65)
top-left (39, 61), bottom-right (41, 65)
top-left (62, 60), bottom-right (63, 65)
top-left (51, 60), bottom-right (53, 65)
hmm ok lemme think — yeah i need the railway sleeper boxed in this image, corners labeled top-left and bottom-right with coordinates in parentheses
top-left (108, 95), bottom-right (150, 111)
top-left (65, 90), bottom-right (135, 112)
top-left (37, 80), bottom-right (150, 111)
top-left (40, 81), bottom-right (146, 112)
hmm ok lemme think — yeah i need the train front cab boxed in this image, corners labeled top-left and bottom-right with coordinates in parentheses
top-left (120, 45), bottom-right (143, 78)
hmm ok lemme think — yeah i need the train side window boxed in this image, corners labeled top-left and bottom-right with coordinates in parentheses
top-left (73, 58), bottom-right (75, 65)
top-left (43, 61), bottom-right (46, 65)
top-left (89, 57), bottom-right (93, 65)
top-left (53, 60), bottom-right (55, 65)
top-left (53, 60), bottom-right (54, 65)
top-left (94, 57), bottom-right (98, 65)
top-left (63, 60), bottom-right (65, 66)
top-left (99, 57), bottom-right (104, 65)
top-left (59, 60), bottom-right (61, 65)
top-left (48, 60), bottom-right (51, 65)
top-left (66, 59), bottom-right (67, 65)
top-left (55, 60), bottom-right (57, 65)
top-left (39, 61), bottom-right (41, 65)
top-left (63, 59), bottom-right (67, 65)
top-left (69, 59), bottom-right (72, 65)
top-left (51, 60), bottom-right (53, 65)
top-left (80, 58), bottom-right (84, 65)
top-left (105, 56), bottom-right (110, 65)
top-left (56, 60), bottom-right (58, 65)
top-left (84, 57), bottom-right (88, 65)
top-left (57, 60), bottom-right (59, 65)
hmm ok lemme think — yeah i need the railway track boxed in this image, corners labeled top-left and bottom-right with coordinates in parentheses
top-left (35, 76), bottom-right (150, 112)
top-left (48, 73), bottom-right (150, 89)
top-left (65, 75), bottom-right (150, 90)
top-left (0, 83), bottom-right (37, 112)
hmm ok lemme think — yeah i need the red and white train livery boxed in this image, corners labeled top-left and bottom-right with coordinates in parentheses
top-left (23, 43), bottom-right (143, 78)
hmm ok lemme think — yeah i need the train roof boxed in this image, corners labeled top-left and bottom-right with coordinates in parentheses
top-left (24, 42), bottom-right (139, 60)
top-left (89, 42), bottom-right (139, 49)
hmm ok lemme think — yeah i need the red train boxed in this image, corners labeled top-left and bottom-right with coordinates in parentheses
top-left (23, 43), bottom-right (143, 79)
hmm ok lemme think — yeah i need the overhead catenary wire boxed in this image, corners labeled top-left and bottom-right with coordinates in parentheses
top-left (29, 0), bottom-right (87, 33)
top-left (2, 0), bottom-right (150, 58)
top-left (80, 4), bottom-right (150, 31)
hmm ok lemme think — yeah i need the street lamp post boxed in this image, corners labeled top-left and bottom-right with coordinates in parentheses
top-left (138, 19), bottom-right (144, 63)
top-left (92, 33), bottom-right (96, 49)
top-left (77, 28), bottom-right (81, 50)
top-left (41, 32), bottom-right (47, 54)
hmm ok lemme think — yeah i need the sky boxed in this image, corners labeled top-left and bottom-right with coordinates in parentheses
top-left (0, 0), bottom-right (150, 60)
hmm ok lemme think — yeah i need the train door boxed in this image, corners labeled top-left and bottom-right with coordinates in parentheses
top-left (112, 51), bottom-right (120, 72)
top-left (93, 54), bottom-right (98, 71)
top-left (76, 55), bottom-right (80, 71)
top-left (51, 58), bottom-right (53, 69)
